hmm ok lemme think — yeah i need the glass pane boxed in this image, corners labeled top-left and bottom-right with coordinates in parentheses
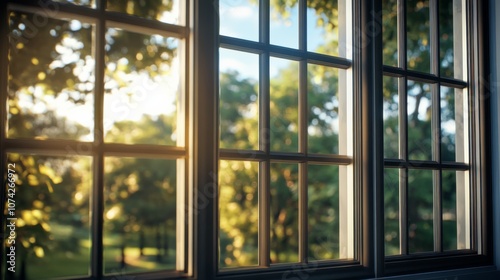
top-left (439, 0), bottom-right (466, 79)
top-left (8, 12), bottom-right (94, 141)
top-left (441, 87), bottom-right (467, 162)
top-left (5, 153), bottom-right (92, 279)
top-left (308, 64), bottom-right (341, 154)
top-left (383, 76), bottom-right (400, 159)
top-left (384, 168), bottom-right (400, 256)
top-left (270, 58), bottom-right (299, 152)
top-left (104, 157), bottom-right (177, 274)
top-left (106, 0), bottom-right (181, 25)
top-left (220, 0), bottom-right (259, 41)
top-left (407, 81), bottom-right (433, 161)
top-left (406, 0), bottom-right (431, 73)
top-left (442, 170), bottom-right (457, 251)
top-left (219, 160), bottom-right (259, 268)
top-left (53, 0), bottom-right (95, 7)
top-left (219, 48), bottom-right (259, 150)
top-left (270, 163), bottom-right (298, 263)
top-left (307, 0), bottom-right (350, 57)
top-left (104, 28), bottom-right (181, 146)
top-left (382, 0), bottom-right (398, 66)
top-left (308, 164), bottom-right (339, 260)
top-left (408, 169), bottom-right (434, 253)
top-left (270, 1), bottom-right (299, 49)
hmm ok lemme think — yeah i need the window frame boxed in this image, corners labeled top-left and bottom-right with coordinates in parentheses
top-left (381, 0), bottom-right (493, 275)
top-left (218, 0), bottom-right (356, 270)
top-left (0, 0), bottom-right (494, 279)
top-left (0, 0), bottom-right (191, 279)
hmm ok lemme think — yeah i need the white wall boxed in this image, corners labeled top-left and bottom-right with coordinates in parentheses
top-left (490, 0), bottom-right (500, 271)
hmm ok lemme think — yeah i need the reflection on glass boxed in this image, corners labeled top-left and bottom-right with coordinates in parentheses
top-left (439, 0), bottom-right (465, 79)
top-left (219, 160), bottom-right (259, 268)
top-left (270, 2), bottom-right (299, 48)
top-left (383, 76), bottom-right (399, 159)
top-left (219, 48), bottom-right (259, 150)
top-left (104, 28), bottom-right (181, 146)
top-left (384, 168), bottom-right (400, 256)
top-left (220, 0), bottom-right (259, 41)
top-left (407, 0), bottom-right (430, 73)
top-left (307, 0), bottom-right (340, 56)
top-left (6, 153), bottom-right (92, 279)
top-left (407, 81), bottom-right (433, 161)
top-left (107, 0), bottom-right (180, 25)
top-left (270, 163), bottom-right (298, 263)
top-left (104, 157), bottom-right (177, 274)
top-left (382, 0), bottom-right (398, 66)
top-left (308, 165), bottom-right (339, 260)
top-left (270, 57), bottom-right (299, 152)
top-left (442, 170), bottom-right (457, 251)
top-left (408, 169), bottom-right (434, 253)
top-left (8, 12), bottom-right (94, 141)
top-left (53, 0), bottom-right (94, 6)
top-left (441, 86), bottom-right (456, 161)
top-left (308, 64), bottom-right (341, 154)
top-left (441, 87), bottom-right (466, 162)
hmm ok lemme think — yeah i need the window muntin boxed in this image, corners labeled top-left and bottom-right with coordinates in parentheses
top-left (218, 0), bottom-right (354, 271)
top-left (2, 1), bottom-right (188, 278)
top-left (382, 0), bottom-right (471, 257)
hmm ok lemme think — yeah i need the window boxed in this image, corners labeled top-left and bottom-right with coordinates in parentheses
top-left (382, 0), bottom-right (470, 254)
top-left (1, 0), bottom-right (188, 278)
top-left (381, 0), bottom-right (491, 275)
top-left (218, 0), bottom-right (355, 269)
top-left (1, 0), bottom-right (494, 280)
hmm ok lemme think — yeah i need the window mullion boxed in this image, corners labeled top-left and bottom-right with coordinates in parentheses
top-left (430, 0), bottom-right (443, 253)
top-left (91, 0), bottom-right (106, 278)
top-left (193, 0), bottom-right (218, 278)
top-left (360, 0), bottom-right (383, 275)
top-left (257, 0), bottom-right (272, 268)
top-left (298, 0), bottom-right (308, 263)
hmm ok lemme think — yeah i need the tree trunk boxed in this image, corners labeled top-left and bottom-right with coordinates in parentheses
top-left (163, 223), bottom-right (169, 259)
top-left (120, 244), bottom-right (126, 269)
top-left (156, 226), bottom-right (162, 262)
top-left (139, 230), bottom-right (145, 256)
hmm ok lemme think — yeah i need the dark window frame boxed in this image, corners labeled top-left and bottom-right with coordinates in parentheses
top-left (0, 0), bottom-right (191, 279)
top-left (0, 0), bottom-right (494, 279)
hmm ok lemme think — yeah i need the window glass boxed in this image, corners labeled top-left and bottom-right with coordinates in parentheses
top-left (406, 0), bottom-right (431, 73)
top-left (407, 81), bottom-right (433, 161)
top-left (270, 1), bottom-right (299, 48)
top-left (104, 157), bottom-right (178, 274)
top-left (270, 163), bottom-right (299, 264)
top-left (382, 0), bottom-right (398, 66)
top-left (219, 48), bottom-right (259, 150)
top-left (384, 168), bottom-right (400, 256)
top-left (106, 0), bottom-right (181, 25)
top-left (219, 160), bottom-right (259, 268)
top-left (8, 12), bottom-right (94, 141)
top-left (5, 153), bottom-right (92, 279)
top-left (383, 76), bottom-right (400, 159)
top-left (104, 28), bottom-right (181, 146)
top-left (270, 57), bottom-right (299, 153)
top-left (219, 0), bottom-right (259, 41)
